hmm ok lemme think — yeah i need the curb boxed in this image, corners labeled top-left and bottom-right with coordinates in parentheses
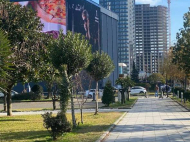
top-left (130, 98), bottom-right (138, 108)
top-left (170, 97), bottom-right (190, 111)
top-left (95, 112), bottom-right (127, 142)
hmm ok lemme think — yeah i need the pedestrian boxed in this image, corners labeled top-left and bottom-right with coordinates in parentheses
top-left (159, 87), bottom-right (164, 99)
top-left (155, 84), bottom-right (159, 97)
top-left (166, 85), bottom-right (169, 98)
top-left (162, 86), bottom-right (165, 96)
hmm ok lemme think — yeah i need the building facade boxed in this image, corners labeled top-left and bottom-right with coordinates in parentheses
top-left (135, 4), bottom-right (168, 74)
top-left (11, 0), bottom-right (119, 92)
top-left (100, 0), bottom-right (136, 75)
top-left (100, 6), bottom-right (119, 87)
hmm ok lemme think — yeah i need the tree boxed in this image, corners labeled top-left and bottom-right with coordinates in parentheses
top-left (115, 77), bottom-right (134, 103)
top-left (86, 51), bottom-right (114, 115)
top-left (0, 1), bottom-right (50, 116)
top-left (0, 29), bottom-right (12, 82)
top-left (172, 9), bottom-right (190, 90)
top-left (0, 29), bottom-right (12, 111)
top-left (148, 73), bottom-right (165, 84)
top-left (49, 31), bottom-right (92, 127)
top-left (160, 50), bottom-right (186, 89)
top-left (131, 61), bottom-right (139, 83)
top-left (102, 80), bottom-right (115, 107)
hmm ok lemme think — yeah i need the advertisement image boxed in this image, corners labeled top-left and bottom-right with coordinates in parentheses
top-left (15, 0), bottom-right (66, 35)
top-left (67, 0), bottom-right (100, 52)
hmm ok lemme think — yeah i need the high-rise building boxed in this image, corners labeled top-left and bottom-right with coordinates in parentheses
top-left (100, 0), bottom-right (136, 75)
top-left (135, 4), bottom-right (168, 74)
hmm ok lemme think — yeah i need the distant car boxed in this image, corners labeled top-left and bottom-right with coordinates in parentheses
top-left (0, 90), bottom-right (18, 98)
top-left (130, 86), bottom-right (147, 95)
top-left (85, 89), bottom-right (103, 98)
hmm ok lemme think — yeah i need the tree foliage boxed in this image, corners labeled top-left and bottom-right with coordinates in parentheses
top-left (160, 50), bottom-right (186, 82)
top-left (86, 51), bottom-right (114, 114)
top-left (131, 61), bottom-right (139, 83)
top-left (172, 9), bottom-right (190, 75)
top-left (49, 31), bottom-right (92, 127)
top-left (0, 29), bottom-right (12, 89)
top-left (148, 73), bottom-right (165, 84)
top-left (86, 51), bottom-right (115, 81)
top-left (102, 80), bottom-right (115, 107)
top-left (0, 1), bottom-right (50, 116)
top-left (115, 77), bottom-right (134, 90)
top-left (49, 31), bottom-right (92, 77)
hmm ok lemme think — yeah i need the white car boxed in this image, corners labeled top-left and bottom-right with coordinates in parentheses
top-left (130, 86), bottom-right (147, 95)
top-left (0, 90), bottom-right (18, 98)
top-left (85, 89), bottom-right (103, 98)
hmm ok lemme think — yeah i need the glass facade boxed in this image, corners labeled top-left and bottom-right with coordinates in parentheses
top-left (100, 0), bottom-right (135, 75)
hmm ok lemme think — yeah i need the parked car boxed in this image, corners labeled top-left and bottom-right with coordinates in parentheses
top-left (0, 90), bottom-right (18, 98)
top-left (85, 89), bottom-right (103, 98)
top-left (130, 86), bottom-right (147, 95)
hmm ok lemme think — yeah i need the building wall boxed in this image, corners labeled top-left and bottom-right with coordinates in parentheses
top-left (100, 7), bottom-right (119, 87)
top-left (100, 0), bottom-right (136, 75)
top-left (135, 4), bottom-right (168, 74)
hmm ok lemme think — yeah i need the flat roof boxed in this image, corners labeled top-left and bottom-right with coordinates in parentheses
top-left (100, 6), bottom-right (119, 20)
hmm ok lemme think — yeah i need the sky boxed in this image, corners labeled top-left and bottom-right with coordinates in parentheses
top-left (92, 0), bottom-right (190, 45)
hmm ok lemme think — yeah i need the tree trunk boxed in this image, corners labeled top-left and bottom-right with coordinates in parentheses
top-left (47, 82), bottom-right (52, 99)
top-left (127, 89), bottom-right (130, 101)
top-left (94, 81), bottom-right (98, 115)
top-left (184, 76), bottom-right (187, 92)
top-left (3, 93), bottom-right (7, 111)
top-left (71, 88), bottom-right (77, 128)
top-left (7, 85), bottom-right (13, 116)
top-left (80, 105), bottom-right (83, 124)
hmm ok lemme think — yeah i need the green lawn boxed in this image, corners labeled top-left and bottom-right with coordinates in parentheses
top-left (171, 96), bottom-right (190, 110)
top-left (0, 112), bottom-right (123, 142)
top-left (102, 97), bottom-right (138, 109)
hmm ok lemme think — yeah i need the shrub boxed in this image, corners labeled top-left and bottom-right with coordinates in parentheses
top-left (174, 87), bottom-right (184, 98)
top-left (12, 92), bottom-right (34, 100)
top-left (102, 80), bottom-right (115, 106)
top-left (42, 112), bottom-right (72, 140)
top-left (174, 87), bottom-right (181, 95)
top-left (184, 91), bottom-right (190, 101)
top-left (135, 83), bottom-right (151, 91)
top-left (31, 84), bottom-right (43, 100)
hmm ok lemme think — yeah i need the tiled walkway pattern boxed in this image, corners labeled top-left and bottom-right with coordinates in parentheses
top-left (104, 97), bottom-right (190, 142)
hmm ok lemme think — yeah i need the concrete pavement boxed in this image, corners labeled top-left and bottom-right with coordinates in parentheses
top-left (103, 97), bottom-right (190, 142)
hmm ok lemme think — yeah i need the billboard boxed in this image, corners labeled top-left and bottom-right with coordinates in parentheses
top-left (67, 0), bottom-right (100, 52)
top-left (14, 0), bottom-right (66, 34)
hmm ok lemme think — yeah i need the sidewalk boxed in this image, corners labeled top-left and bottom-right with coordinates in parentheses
top-left (103, 97), bottom-right (190, 142)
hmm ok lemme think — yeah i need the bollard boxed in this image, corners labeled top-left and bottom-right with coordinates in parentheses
top-left (181, 92), bottom-right (183, 102)
top-left (177, 91), bottom-right (179, 98)
top-left (118, 92), bottom-right (121, 103)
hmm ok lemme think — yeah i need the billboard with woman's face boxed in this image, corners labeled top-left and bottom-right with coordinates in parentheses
top-left (67, 0), bottom-right (100, 52)
top-left (14, 0), bottom-right (66, 34)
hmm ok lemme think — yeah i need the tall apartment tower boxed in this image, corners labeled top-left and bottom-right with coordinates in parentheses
top-left (135, 4), bottom-right (168, 74)
top-left (100, 0), bottom-right (136, 75)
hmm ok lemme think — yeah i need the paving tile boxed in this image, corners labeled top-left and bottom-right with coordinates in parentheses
top-left (103, 97), bottom-right (190, 142)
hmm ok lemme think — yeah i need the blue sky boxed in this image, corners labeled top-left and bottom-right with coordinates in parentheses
top-left (92, 0), bottom-right (189, 45)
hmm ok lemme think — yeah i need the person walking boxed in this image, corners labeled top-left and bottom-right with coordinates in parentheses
top-left (162, 86), bottom-right (165, 96)
top-left (159, 87), bottom-right (164, 99)
top-left (155, 84), bottom-right (159, 97)
top-left (166, 85), bottom-right (169, 98)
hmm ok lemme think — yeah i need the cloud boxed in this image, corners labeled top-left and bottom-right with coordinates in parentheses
top-left (135, 0), bottom-right (162, 6)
